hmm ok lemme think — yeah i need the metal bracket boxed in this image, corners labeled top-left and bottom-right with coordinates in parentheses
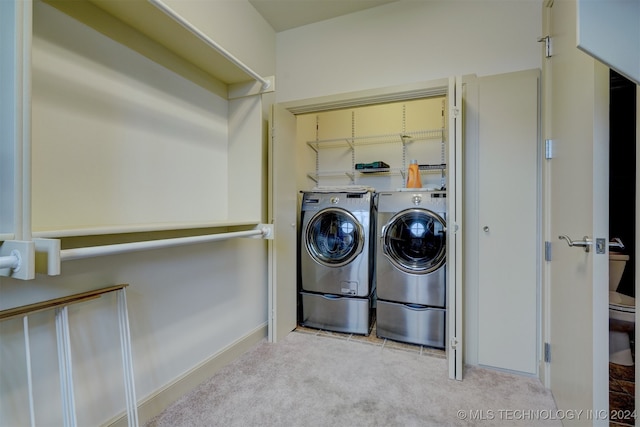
top-left (545, 139), bottom-right (554, 159)
top-left (544, 342), bottom-right (551, 363)
top-left (538, 35), bottom-right (552, 58)
top-left (544, 241), bottom-right (552, 261)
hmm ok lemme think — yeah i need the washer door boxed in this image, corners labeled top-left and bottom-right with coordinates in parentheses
top-left (382, 208), bottom-right (446, 274)
top-left (305, 207), bottom-right (365, 268)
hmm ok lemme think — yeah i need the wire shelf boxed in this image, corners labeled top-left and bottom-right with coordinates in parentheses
top-left (306, 128), bottom-right (445, 150)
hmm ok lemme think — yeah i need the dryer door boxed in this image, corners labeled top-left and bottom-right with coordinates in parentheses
top-left (382, 208), bottom-right (446, 274)
top-left (304, 207), bottom-right (365, 268)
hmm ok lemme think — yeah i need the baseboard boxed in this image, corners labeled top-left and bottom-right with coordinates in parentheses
top-left (106, 323), bottom-right (268, 427)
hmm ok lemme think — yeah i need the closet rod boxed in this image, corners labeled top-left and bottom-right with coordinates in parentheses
top-left (0, 253), bottom-right (20, 270)
top-left (148, 0), bottom-right (271, 91)
top-left (60, 228), bottom-right (267, 262)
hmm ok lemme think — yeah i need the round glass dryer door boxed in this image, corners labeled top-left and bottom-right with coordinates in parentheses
top-left (305, 207), bottom-right (365, 268)
top-left (383, 208), bottom-right (446, 274)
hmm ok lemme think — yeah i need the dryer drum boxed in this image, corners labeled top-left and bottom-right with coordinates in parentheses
top-left (383, 208), bottom-right (446, 274)
top-left (305, 207), bottom-right (365, 267)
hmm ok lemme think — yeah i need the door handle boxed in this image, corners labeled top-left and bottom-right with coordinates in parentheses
top-left (558, 235), bottom-right (592, 252)
top-left (609, 237), bottom-right (625, 251)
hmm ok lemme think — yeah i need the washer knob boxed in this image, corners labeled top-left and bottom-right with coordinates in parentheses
top-left (412, 195), bottom-right (422, 205)
top-left (330, 196), bottom-right (339, 204)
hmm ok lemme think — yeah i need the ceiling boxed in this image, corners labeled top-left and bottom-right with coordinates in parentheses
top-left (248, 0), bottom-right (398, 32)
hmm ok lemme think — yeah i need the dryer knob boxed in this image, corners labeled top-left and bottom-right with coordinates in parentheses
top-left (412, 195), bottom-right (422, 205)
top-left (330, 197), bottom-right (339, 204)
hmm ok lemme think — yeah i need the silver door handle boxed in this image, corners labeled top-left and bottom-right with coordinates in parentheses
top-left (609, 237), bottom-right (625, 250)
top-left (483, 226), bottom-right (490, 232)
top-left (558, 235), bottom-right (592, 252)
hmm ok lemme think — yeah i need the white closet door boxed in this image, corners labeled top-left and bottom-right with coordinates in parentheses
top-left (477, 70), bottom-right (540, 374)
top-left (268, 104), bottom-right (298, 342)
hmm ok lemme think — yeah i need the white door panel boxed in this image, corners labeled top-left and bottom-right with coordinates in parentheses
top-left (268, 105), bottom-right (298, 342)
top-left (544, 0), bottom-right (609, 418)
top-left (477, 70), bottom-right (540, 374)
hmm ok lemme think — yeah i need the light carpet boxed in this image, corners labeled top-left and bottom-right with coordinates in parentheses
top-left (145, 330), bottom-right (560, 427)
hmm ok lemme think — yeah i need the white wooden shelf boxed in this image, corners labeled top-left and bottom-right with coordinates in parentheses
top-left (43, 0), bottom-right (273, 98)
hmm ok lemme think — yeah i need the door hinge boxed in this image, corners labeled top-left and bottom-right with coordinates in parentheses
top-left (451, 107), bottom-right (460, 118)
top-left (545, 139), bottom-right (554, 159)
top-left (544, 241), bottom-right (552, 261)
top-left (538, 35), bottom-right (552, 58)
top-left (544, 342), bottom-right (551, 363)
top-left (450, 337), bottom-right (459, 350)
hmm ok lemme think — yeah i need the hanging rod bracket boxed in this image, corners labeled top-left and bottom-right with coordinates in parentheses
top-left (34, 238), bottom-right (62, 276)
top-left (0, 240), bottom-right (35, 280)
top-left (251, 224), bottom-right (274, 240)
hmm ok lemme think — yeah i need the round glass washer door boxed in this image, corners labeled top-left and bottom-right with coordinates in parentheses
top-left (305, 207), bottom-right (365, 268)
top-left (382, 208), bottom-right (446, 274)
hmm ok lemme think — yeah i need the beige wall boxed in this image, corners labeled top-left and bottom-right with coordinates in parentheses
top-left (276, 0), bottom-right (542, 103)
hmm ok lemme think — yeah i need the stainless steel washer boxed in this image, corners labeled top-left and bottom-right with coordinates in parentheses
top-left (375, 190), bottom-right (446, 347)
top-left (299, 190), bottom-right (375, 334)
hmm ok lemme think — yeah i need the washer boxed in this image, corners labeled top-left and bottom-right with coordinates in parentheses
top-left (299, 189), bottom-right (375, 335)
top-left (375, 190), bottom-right (447, 348)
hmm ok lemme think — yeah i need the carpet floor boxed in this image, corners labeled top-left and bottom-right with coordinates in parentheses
top-left (145, 329), bottom-right (560, 427)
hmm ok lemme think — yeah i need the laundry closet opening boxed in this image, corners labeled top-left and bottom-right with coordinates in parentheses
top-left (295, 95), bottom-right (450, 352)
top-left (296, 96), bottom-right (447, 191)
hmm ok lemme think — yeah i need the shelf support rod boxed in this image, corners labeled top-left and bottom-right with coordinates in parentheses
top-left (148, 0), bottom-right (271, 90)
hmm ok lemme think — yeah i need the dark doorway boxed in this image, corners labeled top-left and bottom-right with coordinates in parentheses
top-left (609, 69), bottom-right (636, 298)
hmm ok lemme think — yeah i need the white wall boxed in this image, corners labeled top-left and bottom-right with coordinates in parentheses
top-left (0, 1), bottom-right (275, 426)
top-left (276, 0), bottom-right (542, 103)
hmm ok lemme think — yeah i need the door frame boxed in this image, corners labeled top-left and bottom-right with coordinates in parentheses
top-left (271, 75), bottom-right (471, 380)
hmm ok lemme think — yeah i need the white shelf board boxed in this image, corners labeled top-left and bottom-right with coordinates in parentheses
top-left (43, 0), bottom-right (263, 96)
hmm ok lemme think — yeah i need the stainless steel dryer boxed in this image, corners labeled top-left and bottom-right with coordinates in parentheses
top-left (375, 190), bottom-right (446, 348)
top-left (299, 189), bottom-right (375, 335)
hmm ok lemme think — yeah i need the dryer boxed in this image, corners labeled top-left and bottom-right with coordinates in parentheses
top-left (299, 189), bottom-right (375, 335)
top-left (375, 190), bottom-right (447, 348)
